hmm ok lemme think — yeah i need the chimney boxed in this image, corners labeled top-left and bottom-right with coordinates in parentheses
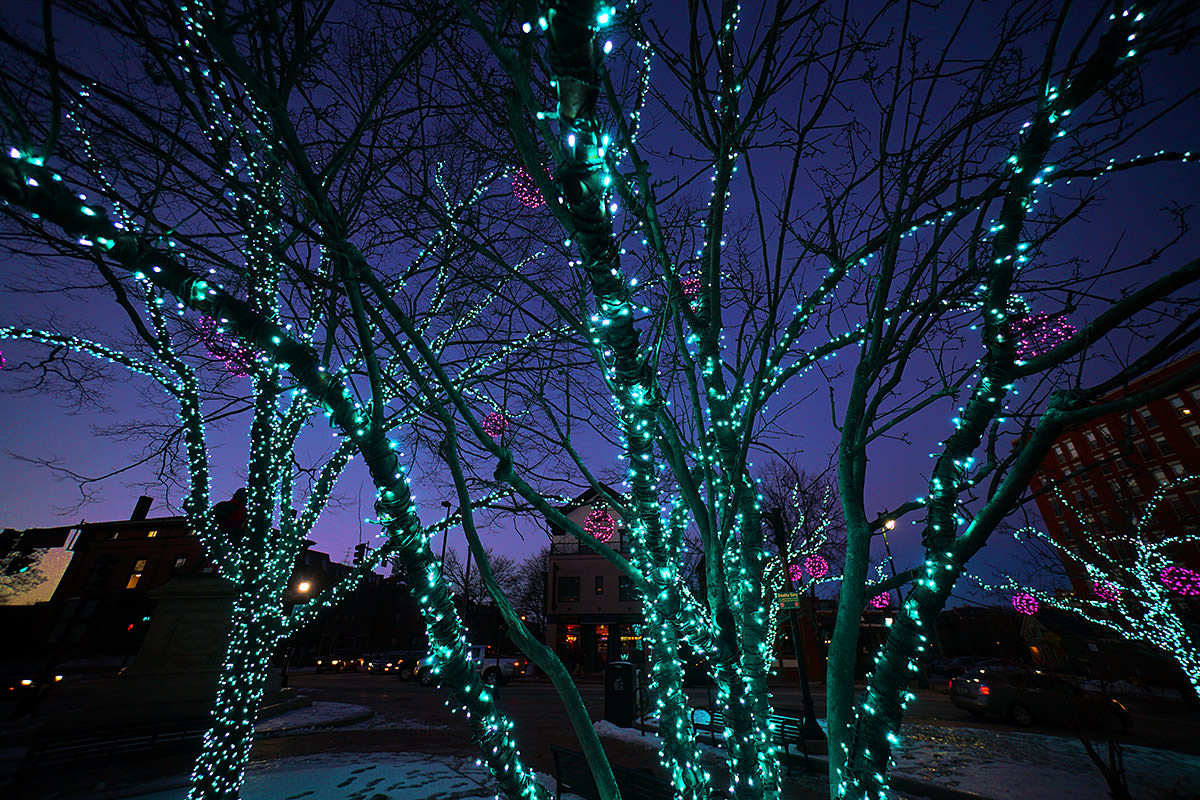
top-left (130, 496), bottom-right (153, 521)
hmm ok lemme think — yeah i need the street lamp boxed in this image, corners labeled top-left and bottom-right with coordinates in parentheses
top-left (880, 518), bottom-right (898, 586)
top-left (281, 579), bottom-right (312, 688)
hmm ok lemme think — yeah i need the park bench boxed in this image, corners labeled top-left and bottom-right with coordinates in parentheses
top-left (3, 717), bottom-right (207, 799)
top-left (691, 705), bottom-right (809, 773)
top-left (550, 745), bottom-right (674, 800)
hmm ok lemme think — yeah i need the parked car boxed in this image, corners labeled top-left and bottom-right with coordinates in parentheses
top-left (950, 667), bottom-right (1131, 731)
top-left (928, 656), bottom-right (1019, 687)
top-left (3, 664), bottom-right (63, 695)
top-left (415, 644), bottom-right (528, 687)
top-left (366, 650), bottom-right (424, 679)
top-left (315, 649), bottom-right (363, 673)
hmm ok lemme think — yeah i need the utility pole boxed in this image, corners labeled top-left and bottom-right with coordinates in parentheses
top-left (440, 501), bottom-right (453, 565)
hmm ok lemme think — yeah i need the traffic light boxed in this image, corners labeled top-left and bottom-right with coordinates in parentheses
top-left (353, 543), bottom-right (367, 565)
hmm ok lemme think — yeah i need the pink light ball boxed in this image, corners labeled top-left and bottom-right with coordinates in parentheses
top-left (1012, 592), bottom-right (1040, 615)
top-left (482, 411), bottom-right (509, 438)
top-left (585, 508), bottom-right (616, 542)
top-left (804, 554), bottom-right (830, 580)
top-left (1160, 566), bottom-right (1200, 596)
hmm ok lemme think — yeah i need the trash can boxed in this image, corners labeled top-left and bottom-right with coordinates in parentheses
top-left (604, 661), bottom-right (637, 728)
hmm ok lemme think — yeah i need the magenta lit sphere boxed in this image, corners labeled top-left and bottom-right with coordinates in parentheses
top-left (1093, 580), bottom-right (1120, 602)
top-left (1160, 566), bottom-right (1200, 596)
top-left (869, 592), bottom-right (890, 609)
top-left (512, 167), bottom-right (546, 209)
top-left (585, 508), bottom-right (616, 542)
top-left (1012, 593), bottom-right (1039, 615)
top-left (788, 563), bottom-right (803, 583)
top-left (804, 554), bottom-right (829, 580)
top-left (482, 411), bottom-right (509, 438)
top-left (1006, 312), bottom-right (1076, 360)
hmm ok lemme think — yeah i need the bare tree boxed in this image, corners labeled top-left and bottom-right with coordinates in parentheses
top-left (979, 475), bottom-right (1200, 698)
top-left (3, 4), bottom-right (1200, 800)
top-left (441, 546), bottom-right (521, 608)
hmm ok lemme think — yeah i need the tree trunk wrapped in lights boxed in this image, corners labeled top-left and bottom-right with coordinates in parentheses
top-left (0, 151), bottom-right (548, 800)
top-left (826, 7), bottom-right (1200, 793)
top-left (5, 2), bottom-right (1200, 800)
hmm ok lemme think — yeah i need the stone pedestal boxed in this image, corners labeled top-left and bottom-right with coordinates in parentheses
top-left (51, 575), bottom-right (297, 729)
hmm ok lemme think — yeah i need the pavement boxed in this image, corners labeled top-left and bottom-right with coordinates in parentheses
top-left (5, 682), bottom-right (1198, 800)
top-left (2, 698), bottom-right (964, 800)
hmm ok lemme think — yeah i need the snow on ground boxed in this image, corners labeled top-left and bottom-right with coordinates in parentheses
top-left (234, 754), bottom-right (554, 800)
top-left (128, 753), bottom-right (518, 800)
top-left (634, 712), bottom-right (1200, 800)
top-left (894, 724), bottom-right (1200, 800)
top-left (121, 704), bottom-right (1200, 800)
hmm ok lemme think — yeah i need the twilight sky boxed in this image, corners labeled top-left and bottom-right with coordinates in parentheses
top-left (1, 0), bottom-right (1198, 608)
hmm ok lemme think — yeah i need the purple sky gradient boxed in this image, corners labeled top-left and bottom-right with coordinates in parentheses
top-left (2, 0), bottom-right (1198, 609)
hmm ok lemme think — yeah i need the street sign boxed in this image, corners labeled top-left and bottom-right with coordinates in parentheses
top-left (777, 591), bottom-right (801, 610)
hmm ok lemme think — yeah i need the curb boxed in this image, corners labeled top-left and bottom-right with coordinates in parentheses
top-left (636, 715), bottom-right (999, 800)
top-left (799, 754), bottom-right (997, 800)
top-left (253, 702), bottom-right (375, 737)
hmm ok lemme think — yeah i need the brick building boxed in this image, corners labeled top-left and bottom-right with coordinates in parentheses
top-left (1028, 352), bottom-right (1200, 595)
top-left (0, 496), bottom-right (423, 664)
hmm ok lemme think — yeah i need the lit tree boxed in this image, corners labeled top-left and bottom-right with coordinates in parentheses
top-left (0, 107), bottom-right (515, 800)
top-left (980, 475), bottom-right (1200, 698)
top-left (4, 3), bottom-right (1200, 800)
top-left (458, 3), bottom-right (1200, 800)
top-left (0, 4), bottom-right (556, 799)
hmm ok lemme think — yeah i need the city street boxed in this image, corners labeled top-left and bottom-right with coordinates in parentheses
top-left (6, 669), bottom-right (1200, 799)
top-left (257, 670), bottom-right (1200, 775)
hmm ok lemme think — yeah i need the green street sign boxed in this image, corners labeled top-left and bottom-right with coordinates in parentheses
top-left (777, 592), bottom-right (801, 610)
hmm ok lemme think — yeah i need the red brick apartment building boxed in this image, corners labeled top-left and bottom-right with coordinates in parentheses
top-left (1029, 352), bottom-right (1200, 595)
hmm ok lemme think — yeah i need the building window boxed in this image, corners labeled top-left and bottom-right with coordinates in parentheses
top-left (618, 576), bottom-right (636, 602)
top-left (1083, 431), bottom-right (1099, 449)
top-left (1154, 435), bottom-right (1173, 457)
top-left (1097, 424), bottom-right (1115, 444)
top-left (1063, 440), bottom-right (1079, 459)
top-left (1167, 496), bottom-right (1187, 518)
top-left (1137, 407), bottom-right (1157, 428)
top-left (557, 576), bottom-right (580, 603)
top-left (1185, 421), bottom-right (1200, 445)
top-left (173, 555), bottom-right (188, 569)
top-left (1167, 461), bottom-right (1186, 478)
top-left (146, 530), bottom-right (158, 538)
top-left (594, 575), bottom-right (604, 595)
top-left (126, 559), bottom-right (148, 590)
top-left (1169, 395), bottom-right (1191, 417)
